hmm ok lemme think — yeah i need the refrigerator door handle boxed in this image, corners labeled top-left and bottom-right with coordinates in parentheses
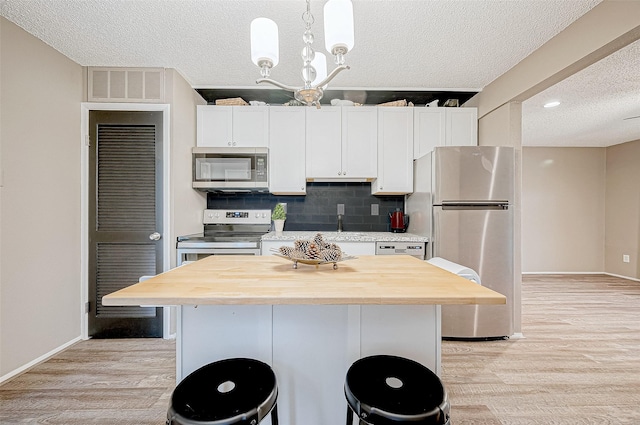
top-left (441, 201), bottom-right (509, 210)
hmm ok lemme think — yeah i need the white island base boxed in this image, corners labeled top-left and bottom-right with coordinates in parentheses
top-left (177, 304), bottom-right (441, 425)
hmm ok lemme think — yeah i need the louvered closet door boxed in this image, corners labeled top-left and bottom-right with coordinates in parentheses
top-left (88, 111), bottom-right (163, 338)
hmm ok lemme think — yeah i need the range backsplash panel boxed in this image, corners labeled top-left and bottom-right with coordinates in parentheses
top-left (206, 183), bottom-right (404, 232)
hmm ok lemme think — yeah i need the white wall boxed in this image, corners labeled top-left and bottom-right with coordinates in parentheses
top-left (165, 69), bottom-right (206, 266)
top-left (605, 140), bottom-right (640, 279)
top-left (522, 147), bottom-right (606, 273)
top-left (1, 18), bottom-right (83, 378)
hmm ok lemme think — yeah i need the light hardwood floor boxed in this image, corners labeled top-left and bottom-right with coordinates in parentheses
top-left (1, 274), bottom-right (639, 424)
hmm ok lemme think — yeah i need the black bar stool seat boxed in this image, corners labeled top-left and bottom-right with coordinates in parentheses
top-left (344, 355), bottom-right (450, 425)
top-left (167, 358), bottom-right (278, 425)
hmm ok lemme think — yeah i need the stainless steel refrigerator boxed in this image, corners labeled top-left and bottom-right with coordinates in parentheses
top-left (406, 146), bottom-right (515, 338)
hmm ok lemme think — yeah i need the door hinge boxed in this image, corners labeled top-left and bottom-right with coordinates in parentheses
top-left (84, 134), bottom-right (91, 147)
top-left (85, 301), bottom-right (90, 313)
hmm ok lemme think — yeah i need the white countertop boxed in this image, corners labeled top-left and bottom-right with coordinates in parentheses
top-left (261, 231), bottom-right (429, 243)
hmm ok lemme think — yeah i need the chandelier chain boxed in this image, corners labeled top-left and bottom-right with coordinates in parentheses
top-left (302, 0), bottom-right (314, 29)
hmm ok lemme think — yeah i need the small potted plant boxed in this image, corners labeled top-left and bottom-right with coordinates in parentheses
top-left (272, 203), bottom-right (286, 235)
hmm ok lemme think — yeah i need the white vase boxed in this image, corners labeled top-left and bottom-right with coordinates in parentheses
top-left (274, 219), bottom-right (285, 235)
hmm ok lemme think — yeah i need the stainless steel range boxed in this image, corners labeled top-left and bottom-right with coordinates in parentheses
top-left (176, 209), bottom-right (271, 265)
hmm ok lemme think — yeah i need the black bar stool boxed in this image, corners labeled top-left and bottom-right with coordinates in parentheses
top-left (344, 355), bottom-right (450, 425)
top-left (167, 358), bottom-right (278, 425)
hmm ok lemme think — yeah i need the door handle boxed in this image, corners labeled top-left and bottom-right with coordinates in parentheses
top-left (149, 232), bottom-right (162, 241)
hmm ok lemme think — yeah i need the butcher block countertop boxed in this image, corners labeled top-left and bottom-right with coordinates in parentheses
top-left (102, 255), bottom-right (505, 306)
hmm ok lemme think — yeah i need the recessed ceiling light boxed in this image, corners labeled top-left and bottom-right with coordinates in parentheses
top-left (544, 101), bottom-right (561, 108)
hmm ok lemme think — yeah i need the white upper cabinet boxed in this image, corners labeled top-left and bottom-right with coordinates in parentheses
top-left (372, 108), bottom-right (414, 195)
top-left (445, 107), bottom-right (478, 147)
top-left (413, 107), bottom-right (477, 159)
top-left (305, 107), bottom-right (342, 178)
top-left (342, 107), bottom-right (378, 179)
top-left (414, 108), bottom-right (445, 160)
top-left (197, 105), bottom-right (269, 147)
top-left (269, 107), bottom-right (306, 195)
top-left (305, 107), bottom-right (377, 180)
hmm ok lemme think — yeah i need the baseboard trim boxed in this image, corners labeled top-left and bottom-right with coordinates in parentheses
top-left (0, 336), bottom-right (82, 384)
top-left (604, 272), bottom-right (640, 283)
top-left (522, 271), bottom-right (639, 282)
top-left (522, 271), bottom-right (605, 275)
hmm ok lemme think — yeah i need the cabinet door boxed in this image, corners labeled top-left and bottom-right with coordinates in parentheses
top-left (445, 108), bottom-right (478, 147)
top-left (339, 242), bottom-right (376, 256)
top-left (269, 107), bottom-right (306, 195)
top-left (196, 105), bottom-right (232, 147)
top-left (373, 108), bottom-right (413, 195)
top-left (342, 107), bottom-right (377, 178)
top-left (261, 241), bottom-right (282, 256)
top-left (306, 107), bottom-right (342, 179)
top-left (413, 108), bottom-right (445, 159)
top-left (233, 106), bottom-right (269, 147)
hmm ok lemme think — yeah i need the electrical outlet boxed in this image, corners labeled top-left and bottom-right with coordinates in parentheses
top-left (371, 204), bottom-right (379, 216)
top-left (337, 204), bottom-right (345, 215)
top-left (623, 254), bottom-right (630, 263)
top-left (281, 203), bottom-right (287, 213)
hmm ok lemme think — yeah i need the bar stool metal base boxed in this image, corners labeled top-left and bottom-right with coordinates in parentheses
top-left (344, 355), bottom-right (450, 425)
top-left (167, 358), bottom-right (278, 425)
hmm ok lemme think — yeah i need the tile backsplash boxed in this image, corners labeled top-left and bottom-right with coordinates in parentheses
top-left (207, 183), bottom-right (404, 232)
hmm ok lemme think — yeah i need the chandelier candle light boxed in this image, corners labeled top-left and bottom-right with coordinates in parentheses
top-left (250, 0), bottom-right (354, 107)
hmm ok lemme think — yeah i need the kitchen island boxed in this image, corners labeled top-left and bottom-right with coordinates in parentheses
top-left (103, 255), bottom-right (504, 425)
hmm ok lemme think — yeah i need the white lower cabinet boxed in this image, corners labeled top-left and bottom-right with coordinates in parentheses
top-left (372, 107), bottom-right (414, 195)
top-left (338, 241), bottom-right (376, 256)
top-left (261, 240), bottom-right (375, 256)
top-left (269, 107), bottom-right (306, 195)
top-left (261, 241), bottom-right (282, 256)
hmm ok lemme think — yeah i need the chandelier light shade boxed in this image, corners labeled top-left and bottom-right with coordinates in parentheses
top-left (250, 18), bottom-right (279, 76)
top-left (250, 0), bottom-right (354, 107)
top-left (324, 0), bottom-right (354, 64)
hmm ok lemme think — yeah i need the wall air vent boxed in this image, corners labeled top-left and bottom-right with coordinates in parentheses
top-left (88, 67), bottom-right (165, 103)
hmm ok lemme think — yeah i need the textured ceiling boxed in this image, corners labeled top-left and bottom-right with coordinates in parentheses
top-left (523, 39), bottom-right (640, 147)
top-left (3, 0), bottom-right (637, 147)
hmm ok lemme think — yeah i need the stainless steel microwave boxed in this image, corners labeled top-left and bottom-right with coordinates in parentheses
top-left (192, 147), bottom-right (268, 192)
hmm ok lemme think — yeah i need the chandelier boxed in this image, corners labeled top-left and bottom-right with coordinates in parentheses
top-left (250, 0), bottom-right (354, 107)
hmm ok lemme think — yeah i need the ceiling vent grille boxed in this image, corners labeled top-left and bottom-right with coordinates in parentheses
top-left (88, 67), bottom-right (165, 103)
